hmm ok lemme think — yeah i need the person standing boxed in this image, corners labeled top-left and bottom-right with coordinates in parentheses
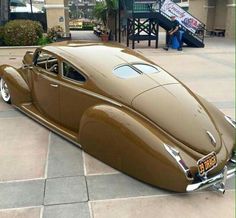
top-left (164, 16), bottom-right (183, 51)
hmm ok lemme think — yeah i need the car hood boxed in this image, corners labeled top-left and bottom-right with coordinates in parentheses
top-left (132, 84), bottom-right (222, 155)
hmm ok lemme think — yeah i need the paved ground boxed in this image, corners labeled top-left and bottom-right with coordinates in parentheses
top-left (0, 31), bottom-right (235, 218)
top-left (71, 30), bottom-right (100, 41)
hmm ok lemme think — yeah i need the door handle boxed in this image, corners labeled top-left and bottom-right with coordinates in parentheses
top-left (50, 84), bottom-right (58, 88)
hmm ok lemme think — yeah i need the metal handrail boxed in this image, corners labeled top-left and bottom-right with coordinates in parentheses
top-left (133, 0), bottom-right (205, 27)
top-left (130, 0), bottom-right (206, 43)
top-left (133, 0), bottom-right (206, 28)
top-left (159, 10), bottom-right (205, 42)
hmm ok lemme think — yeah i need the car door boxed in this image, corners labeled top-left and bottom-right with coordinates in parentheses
top-left (31, 50), bottom-right (60, 123)
top-left (59, 61), bottom-right (99, 133)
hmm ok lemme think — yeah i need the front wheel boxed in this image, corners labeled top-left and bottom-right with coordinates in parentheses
top-left (0, 78), bottom-right (11, 104)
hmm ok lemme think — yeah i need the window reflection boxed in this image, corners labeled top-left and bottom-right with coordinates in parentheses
top-left (113, 65), bottom-right (141, 79)
top-left (133, 64), bottom-right (159, 74)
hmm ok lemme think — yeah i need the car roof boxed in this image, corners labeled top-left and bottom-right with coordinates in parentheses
top-left (42, 41), bottom-right (154, 77)
top-left (41, 42), bottom-right (165, 105)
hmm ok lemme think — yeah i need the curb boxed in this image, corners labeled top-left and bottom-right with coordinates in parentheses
top-left (0, 46), bottom-right (40, 49)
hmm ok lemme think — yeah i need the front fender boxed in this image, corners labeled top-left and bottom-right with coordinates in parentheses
top-left (79, 104), bottom-right (193, 192)
top-left (0, 65), bottom-right (31, 106)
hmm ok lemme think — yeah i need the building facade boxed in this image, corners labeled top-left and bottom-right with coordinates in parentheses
top-left (45, 0), bottom-right (96, 36)
top-left (69, 0), bottom-right (96, 19)
top-left (45, 0), bottom-right (70, 36)
top-left (189, 0), bottom-right (235, 38)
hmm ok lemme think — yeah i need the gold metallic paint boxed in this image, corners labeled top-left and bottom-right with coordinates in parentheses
top-left (0, 42), bottom-right (234, 192)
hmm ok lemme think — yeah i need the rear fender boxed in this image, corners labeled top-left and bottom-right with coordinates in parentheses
top-left (79, 104), bottom-right (193, 192)
top-left (0, 65), bottom-right (31, 106)
top-left (196, 95), bottom-right (235, 153)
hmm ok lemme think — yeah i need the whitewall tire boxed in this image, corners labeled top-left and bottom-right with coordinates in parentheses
top-left (0, 78), bottom-right (11, 104)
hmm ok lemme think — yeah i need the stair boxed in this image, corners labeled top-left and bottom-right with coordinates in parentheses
top-left (156, 11), bottom-right (204, 47)
top-left (129, 0), bottom-right (205, 48)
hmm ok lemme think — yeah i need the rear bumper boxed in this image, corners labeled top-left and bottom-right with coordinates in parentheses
top-left (186, 159), bottom-right (235, 193)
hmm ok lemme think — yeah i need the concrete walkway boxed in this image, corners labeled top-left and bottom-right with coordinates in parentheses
top-left (0, 36), bottom-right (235, 218)
top-left (71, 30), bottom-right (100, 41)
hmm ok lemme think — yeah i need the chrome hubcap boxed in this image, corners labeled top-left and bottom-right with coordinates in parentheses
top-left (0, 78), bottom-right (11, 102)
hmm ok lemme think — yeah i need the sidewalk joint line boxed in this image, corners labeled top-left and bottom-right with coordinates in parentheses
top-left (88, 189), bottom-right (235, 203)
top-left (0, 177), bottom-right (45, 184)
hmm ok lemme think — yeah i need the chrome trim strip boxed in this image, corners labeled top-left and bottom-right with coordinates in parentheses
top-left (164, 144), bottom-right (193, 180)
top-left (226, 168), bottom-right (236, 179)
top-left (230, 150), bottom-right (236, 164)
top-left (206, 131), bottom-right (216, 146)
top-left (230, 159), bottom-right (236, 164)
top-left (224, 115), bottom-right (236, 128)
top-left (186, 164), bottom-right (236, 193)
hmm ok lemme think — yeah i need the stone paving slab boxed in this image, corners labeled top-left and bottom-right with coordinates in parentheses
top-left (83, 152), bottom-right (119, 176)
top-left (0, 207), bottom-right (41, 218)
top-left (0, 115), bottom-right (49, 181)
top-left (0, 109), bottom-right (23, 118)
top-left (0, 180), bottom-right (45, 209)
top-left (90, 190), bottom-right (235, 218)
top-left (43, 203), bottom-right (90, 218)
top-left (211, 101), bottom-right (235, 109)
top-left (0, 99), bottom-right (13, 111)
top-left (185, 79), bottom-right (234, 103)
top-left (87, 174), bottom-right (169, 201)
top-left (47, 133), bottom-right (84, 178)
top-left (44, 176), bottom-right (88, 205)
top-left (87, 173), bottom-right (235, 201)
top-left (225, 176), bottom-right (235, 190)
top-left (71, 31), bottom-right (100, 41)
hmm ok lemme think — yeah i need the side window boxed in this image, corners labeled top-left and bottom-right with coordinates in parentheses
top-left (63, 62), bottom-right (86, 82)
top-left (35, 51), bottom-right (59, 75)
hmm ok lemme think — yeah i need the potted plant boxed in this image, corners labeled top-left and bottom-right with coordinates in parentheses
top-left (101, 30), bottom-right (109, 42)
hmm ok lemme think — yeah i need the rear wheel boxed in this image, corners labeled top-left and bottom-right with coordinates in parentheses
top-left (0, 78), bottom-right (11, 104)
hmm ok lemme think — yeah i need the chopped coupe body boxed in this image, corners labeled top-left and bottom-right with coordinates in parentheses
top-left (0, 42), bottom-right (235, 193)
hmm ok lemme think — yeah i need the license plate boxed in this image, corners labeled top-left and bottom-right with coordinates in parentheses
top-left (197, 152), bottom-right (217, 176)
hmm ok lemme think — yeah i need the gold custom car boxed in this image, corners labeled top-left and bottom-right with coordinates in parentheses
top-left (0, 42), bottom-right (235, 192)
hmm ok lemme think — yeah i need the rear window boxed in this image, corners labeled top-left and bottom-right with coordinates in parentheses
top-left (113, 65), bottom-right (141, 79)
top-left (133, 64), bottom-right (159, 74)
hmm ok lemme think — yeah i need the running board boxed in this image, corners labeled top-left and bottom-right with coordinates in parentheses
top-left (17, 103), bottom-right (81, 148)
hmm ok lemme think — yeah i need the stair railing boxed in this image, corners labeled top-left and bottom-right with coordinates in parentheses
top-left (132, 0), bottom-right (206, 43)
top-left (156, 0), bottom-right (205, 42)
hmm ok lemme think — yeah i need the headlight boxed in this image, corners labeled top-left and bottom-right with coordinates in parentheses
top-left (224, 116), bottom-right (236, 128)
top-left (164, 144), bottom-right (193, 180)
